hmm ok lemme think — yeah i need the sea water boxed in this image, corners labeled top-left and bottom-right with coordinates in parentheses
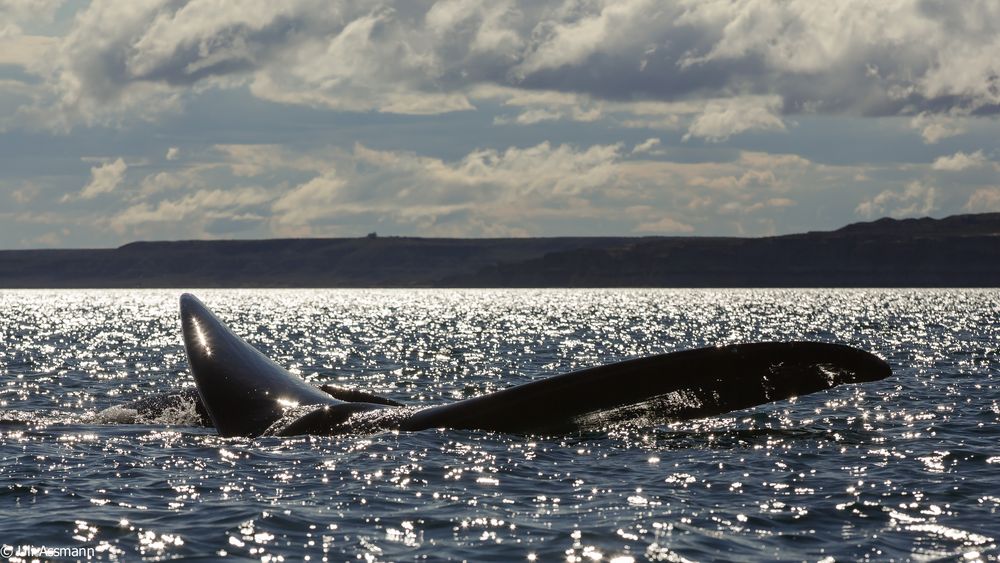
top-left (0, 289), bottom-right (997, 561)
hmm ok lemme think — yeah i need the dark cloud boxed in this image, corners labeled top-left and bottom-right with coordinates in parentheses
top-left (9, 0), bottom-right (995, 131)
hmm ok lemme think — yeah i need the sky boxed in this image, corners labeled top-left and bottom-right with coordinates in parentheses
top-left (0, 0), bottom-right (998, 249)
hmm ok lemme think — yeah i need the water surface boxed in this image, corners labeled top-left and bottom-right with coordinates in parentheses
top-left (1, 289), bottom-right (997, 560)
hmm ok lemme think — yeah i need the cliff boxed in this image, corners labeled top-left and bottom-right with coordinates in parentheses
top-left (1, 213), bottom-right (998, 287)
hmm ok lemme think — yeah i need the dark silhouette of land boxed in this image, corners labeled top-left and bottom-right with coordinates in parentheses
top-left (1, 213), bottom-right (998, 287)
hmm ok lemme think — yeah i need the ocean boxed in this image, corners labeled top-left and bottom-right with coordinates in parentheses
top-left (0, 289), bottom-right (997, 561)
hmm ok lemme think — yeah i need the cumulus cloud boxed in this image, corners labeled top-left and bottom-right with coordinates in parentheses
top-left (634, 216), bottom-right (694, 234)
top-left (631, 137), bottom-right (661, 155)
top-left (965, 188), bottom-right (1000, 212)
top-left (165, 147), bottom-right (180, 160)
top-left (910, 112), bottom-right (969, 144)
top-left (270, 173), bottom-right (348, 234)
top-left (723, 197), bottom-right (796, 215)
top-left (8, 0), bottom-right (1000, 129)
top-left (134, 162), bottom-right (221, 198)
top-left (683, 96), bottom-right (786, 142)
top-left (109, 187), bottom-right (270, 236)
top-left (64, 157), bottom-right (127, 201)
top-left (0, 0), bottom-right (61, 98)
top-left (270, 141), bottom-right (626, 236)
top-left (88, 141), bottom-right (864, 240)
top-left (214, 143), bottom-right (328, 177)
top-left (476, 85), bottom-right (690, 129)
top-left (684, 152), bottom-right (812, 191)
top-left (931, 150), bottom-right (989, 171)
top-left (0, 0), bottom-right (62, 38)
top-left (855, 181), bottom-right (937, 219)
top-left (0, 34), bottom-right (56, 67)
top-left (9, 181), bottom-right (39, 204)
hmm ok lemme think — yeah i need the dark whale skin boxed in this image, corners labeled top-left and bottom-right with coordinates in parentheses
top-left (179, 294), bottom-right (891, 437)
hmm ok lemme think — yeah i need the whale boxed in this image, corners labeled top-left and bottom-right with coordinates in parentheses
top-left (146, 293), bottom-right (893, 437)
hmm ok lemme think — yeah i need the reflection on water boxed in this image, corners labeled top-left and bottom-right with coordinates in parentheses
top-left (0, 289), bottom-right (998, 560)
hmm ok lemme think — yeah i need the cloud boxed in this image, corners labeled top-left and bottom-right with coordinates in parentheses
top-left (270, 173), bottom-right (347, 233)
top-left (93, 141), bottom-right (858, 240)
top-left (910, 112), bottom-right (969, 144)
top-left (247, 8), bottom-right (475, 114)
top-left (855, 181), bottom-right (937, 219)
top-left (512, 0), bottom-right (653, 77)
top-left (270, 141), bottom-right (627, 236)
top-left (10, 125), bottom-right (937, 246)
top-left (64, 157), bottom-right (127, 201)
top-left (685, 151), bottom-right (812, 191)
top-left (683, 96), bottom-right (786, 142)
top-left (476, 85), bottom-right (691, 128)
top-left (0, 34), bottom-right (56, 66)
top-left (109, 187), bottom-right (270, 236)
top-left (24, 231), bottom-right (63, 247)
top-left (9, 0), bottom-right (1000, 130)
top-left (214, 143), bottom-right (327, 177)
top-left (9, 181), bottom-right (40, 204)
top-left (931, 150), bottom-right (989, 171)
top-left (135, 163), bottom-right (221, 198)
top-left (965, 188), bottom-right (1000, 212)
top-left (634, 216), bottom-right (694, 234)
top-left (631, 137), bottom-right (661, 155)
top-left (334, 144), bottom-right (852, 235)
top-left (0, 0), bottom-right (61, 113)
top-left (0, 0), bottom-right (62, 38)
top-left (165, 147), bottom-right (180, 160)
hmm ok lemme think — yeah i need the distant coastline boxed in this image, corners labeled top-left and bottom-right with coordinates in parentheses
top-left (2, 213), bottom-right (999, 288)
